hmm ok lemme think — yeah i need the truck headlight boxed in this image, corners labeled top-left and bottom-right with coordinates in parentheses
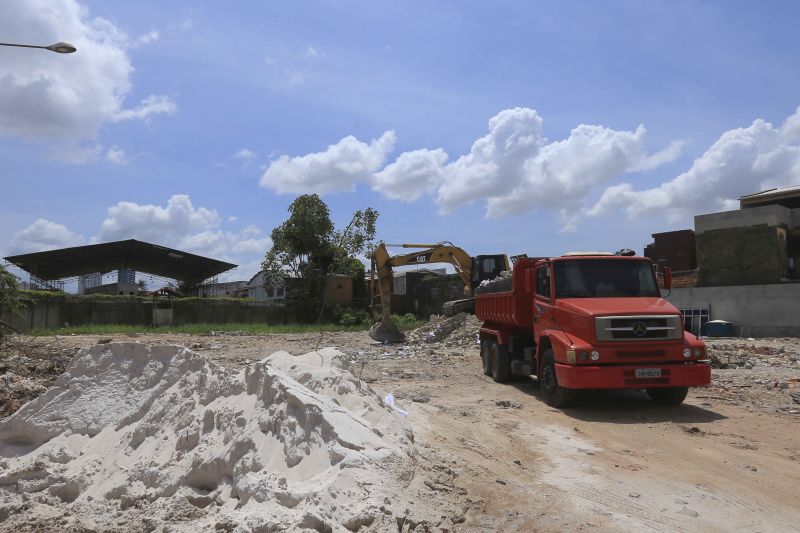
top-left (683, 348), bottom-right (691, 358)
top-left (590, 351), bottom-right (600, 361)
top-left (693, 347), bottom-right (703, 357)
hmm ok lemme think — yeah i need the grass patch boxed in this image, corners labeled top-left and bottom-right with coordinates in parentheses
top-left (29, 322), bottom-right (377, 336)
top-left (391, 313), bottom-right (425, 330)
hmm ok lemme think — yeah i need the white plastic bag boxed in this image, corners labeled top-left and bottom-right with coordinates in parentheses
top-left (384, 392), bottom-right (408, 417)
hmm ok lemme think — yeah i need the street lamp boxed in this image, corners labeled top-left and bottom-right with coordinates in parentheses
top-left (0, 41), bottom-right (76, 54)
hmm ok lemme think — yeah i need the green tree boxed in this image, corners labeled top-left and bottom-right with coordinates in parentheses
top-left (262, 194), bottom-right (378, 321)
top-left (0, 265), bottom-right (22, 335)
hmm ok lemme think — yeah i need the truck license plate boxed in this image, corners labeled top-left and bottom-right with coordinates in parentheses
top-left (635, 368), bottom-right (661, 379)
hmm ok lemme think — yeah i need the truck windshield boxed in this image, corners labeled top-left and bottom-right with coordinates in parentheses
top-left (554, 259), bottom-right (659, 298)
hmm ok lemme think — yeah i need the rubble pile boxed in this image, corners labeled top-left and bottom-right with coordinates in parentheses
top-left (475, 271), bottom-right (513, 294)
top-left (706, 339), bottom-right (800, 369)
top-left (348, 314), bottom-right (483, 372)
top-left (0, 343), bottom-right (422, 532)
top-left (704, 338), bottom-right (800, 416)
top-left (0, 335), bottom-right (78, 419)
top-left (406, 313), bottom-right (482, 347)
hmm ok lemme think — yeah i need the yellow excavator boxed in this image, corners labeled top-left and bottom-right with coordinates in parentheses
top-left (368, 242), bottom-right (509, 343)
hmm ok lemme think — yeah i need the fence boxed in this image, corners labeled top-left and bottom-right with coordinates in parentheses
top-left (1, 295), bottom-right (294, 331)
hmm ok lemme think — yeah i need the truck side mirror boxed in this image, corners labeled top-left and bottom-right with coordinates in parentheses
top-left (663, 266), bottom-right (672, 292)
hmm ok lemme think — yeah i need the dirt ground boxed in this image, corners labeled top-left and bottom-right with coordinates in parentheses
top-left (3, 322), bottom-right (800, 532)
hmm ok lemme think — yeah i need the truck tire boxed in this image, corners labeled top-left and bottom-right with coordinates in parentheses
top-left (491, 342), bottom-right (511, 383)
top-left (480, 339), bottom-right (493, 376)
top-left (646, 387), bottom-right (688, 405)
top-left (539, 350), bottom-right (580, 407)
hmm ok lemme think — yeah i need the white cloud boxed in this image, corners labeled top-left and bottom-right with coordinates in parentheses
top-left (258, 107), bottom-right (679, 230)
top-left (263, 44), bottom-right (327, 90)
top-left (99, 194), bottom-right (220, 244)
top-left (8, 219), bottom-right (85, 254)
top-left (0, 1), bottom-right (175, 140)
top-left (372, 148), bottom-right (448, 201)
top-left (54, 144), bottom-right (128, 165)
top-left (482, 123), bottom-right (676, 221)
top-left (260, 131), bottom-right (396, 194)
top-left (436, 107), bottom-right (545, 213)
top-left (305, 46), bottom-right (323, 59)
top-left (105, 146), bottom-right (127, 164)
top-left (233, 148), bottom-right (257, 161)
top-left (94, 195), bottom-right (271, 279)
top-left (263, 56), bottom-right (309, 89)
top-left (113, 94), bottom-right (177, 122)
top-left (588, 107), bottom-right (800, 222)
top-left (55, 144), bottom-right (104, 164)
top-left (231, 225), bottom-right (272, 254)
top-left (136, 30), bottom-right (159, 46)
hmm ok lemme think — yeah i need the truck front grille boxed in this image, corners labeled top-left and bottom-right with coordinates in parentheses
top-left (616, 350), bottom-right (666, 358)
top-left (595, 315), bottom-right (682, 342)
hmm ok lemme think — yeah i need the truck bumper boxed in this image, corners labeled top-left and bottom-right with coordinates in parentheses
top-left (555, 362), bottom-right (711, 390)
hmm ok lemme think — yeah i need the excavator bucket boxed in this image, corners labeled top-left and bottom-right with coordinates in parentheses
top-left (368, 320), bottom-right (406, 343)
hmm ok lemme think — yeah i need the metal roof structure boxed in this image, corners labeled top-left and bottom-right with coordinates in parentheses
top-left (739, 184), bottom-right (800, 209)
top-left (4, 239), bottom-right (236, 287)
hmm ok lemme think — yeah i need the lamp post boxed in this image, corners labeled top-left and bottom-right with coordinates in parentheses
top-left (0, 41), bottom-right (76, 54)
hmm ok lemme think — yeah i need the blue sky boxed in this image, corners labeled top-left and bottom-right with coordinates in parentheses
top-left (2, 1), bottom-right (800, 284)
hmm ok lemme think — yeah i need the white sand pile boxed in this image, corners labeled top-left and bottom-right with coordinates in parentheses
top-left (0, 343), bottom-right (417, 532)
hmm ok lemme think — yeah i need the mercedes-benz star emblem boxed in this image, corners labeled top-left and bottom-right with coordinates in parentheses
top-left (632, 321), bottom-right (648, 337)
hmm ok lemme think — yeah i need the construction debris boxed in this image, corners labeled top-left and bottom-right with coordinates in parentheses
top-left (703, 338), bottom-right (800, 415)
top-left (405, 313), bottom-right (481, 346)
top-left (0, 335), bottom-right (78, 419)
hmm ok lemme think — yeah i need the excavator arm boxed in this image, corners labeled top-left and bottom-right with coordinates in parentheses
top-left (369, 242), bottom-right (475, 343)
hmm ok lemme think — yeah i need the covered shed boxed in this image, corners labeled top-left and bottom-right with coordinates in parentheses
top-left (4, 239), bottom-right (236, 289)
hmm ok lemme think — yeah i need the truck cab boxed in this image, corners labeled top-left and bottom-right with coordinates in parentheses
top-left (475, 253), bottom-right (710, 407)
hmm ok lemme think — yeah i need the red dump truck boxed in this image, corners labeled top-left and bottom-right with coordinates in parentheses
top-left (475, 253), bottom-right (710, 407)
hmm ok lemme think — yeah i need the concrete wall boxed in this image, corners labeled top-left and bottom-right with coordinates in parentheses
top-left (666, 283), bottom-right (800, 337)
top-left (1, 297), bottom-right (294, 331)
top-left (695, 204), bottom-right (797, 234)
top-left (326, 276), bottom-right (353, 306)
top-left (696, 225), bottom-right (789, 286)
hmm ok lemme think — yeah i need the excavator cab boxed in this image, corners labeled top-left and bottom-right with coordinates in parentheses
top-left (470, 254), bottom-right (509, 293)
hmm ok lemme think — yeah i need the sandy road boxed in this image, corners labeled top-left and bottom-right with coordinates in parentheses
top-left (50, 332), bottom-right (800, 532)
top-left (363, 348), bottom-right (800, 533)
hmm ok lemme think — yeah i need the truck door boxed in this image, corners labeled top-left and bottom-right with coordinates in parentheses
top-left (533, 263), bottom-right (553, 336)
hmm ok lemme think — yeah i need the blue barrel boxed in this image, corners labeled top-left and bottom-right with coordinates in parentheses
top-left (705, 320), bottom-right (733, 337)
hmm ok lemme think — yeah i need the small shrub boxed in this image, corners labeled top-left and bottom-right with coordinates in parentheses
top-left (339, 308), bottom-right (372, 326)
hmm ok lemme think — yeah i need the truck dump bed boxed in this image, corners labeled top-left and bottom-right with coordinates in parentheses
top-left (474, 258), bottom-right (536, 327)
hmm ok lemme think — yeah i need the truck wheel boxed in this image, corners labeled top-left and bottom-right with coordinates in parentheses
top-left (491, 343), bottom-right (511, 383)
top-left (539, 350), bottom-right (580, 407)
top-left (480, 339), bottom-right (493, 376)
top-left (646, 387), bottom-right (688, 405)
